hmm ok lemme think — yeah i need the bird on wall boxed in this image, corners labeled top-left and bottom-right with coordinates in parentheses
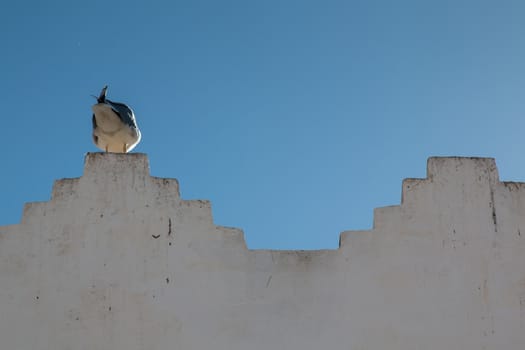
top-left (91, 85), bottom-right (141, 153)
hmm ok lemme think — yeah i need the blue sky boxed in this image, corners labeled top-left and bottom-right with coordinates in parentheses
top-left (2, 0), bottom-right (525, 249)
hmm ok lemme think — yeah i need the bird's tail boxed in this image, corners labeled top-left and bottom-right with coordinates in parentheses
top-left (97, 85), bottom-right (108, 103)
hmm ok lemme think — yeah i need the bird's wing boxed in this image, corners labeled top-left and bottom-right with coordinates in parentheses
top-left (106, 100), bottom-right (138, 128)
top-left (92, 114), bottom-right (98, 129)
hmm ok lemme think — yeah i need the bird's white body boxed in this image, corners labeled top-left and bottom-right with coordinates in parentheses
top-left (92, 103), bottom-right (141, 153)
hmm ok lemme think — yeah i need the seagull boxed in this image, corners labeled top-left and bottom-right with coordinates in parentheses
top-left (91, 85), bottom-right (141, 153)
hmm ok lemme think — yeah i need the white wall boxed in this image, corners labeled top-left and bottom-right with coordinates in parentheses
top-left (1, 153), bottom-right (524, 349)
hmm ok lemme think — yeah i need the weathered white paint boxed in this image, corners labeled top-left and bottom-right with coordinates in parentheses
top-left (1, 154), bottom-right (524, 349)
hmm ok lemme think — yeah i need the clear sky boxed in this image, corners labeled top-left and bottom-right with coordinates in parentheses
top-left (2, 0), bottom-right (525, 249)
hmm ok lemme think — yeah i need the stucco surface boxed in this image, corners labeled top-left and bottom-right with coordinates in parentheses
top-left (1, 153), bottom-right (524, 349)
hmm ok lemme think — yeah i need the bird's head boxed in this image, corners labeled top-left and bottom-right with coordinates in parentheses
top-left (91, 85), bottom-right (108, 103)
